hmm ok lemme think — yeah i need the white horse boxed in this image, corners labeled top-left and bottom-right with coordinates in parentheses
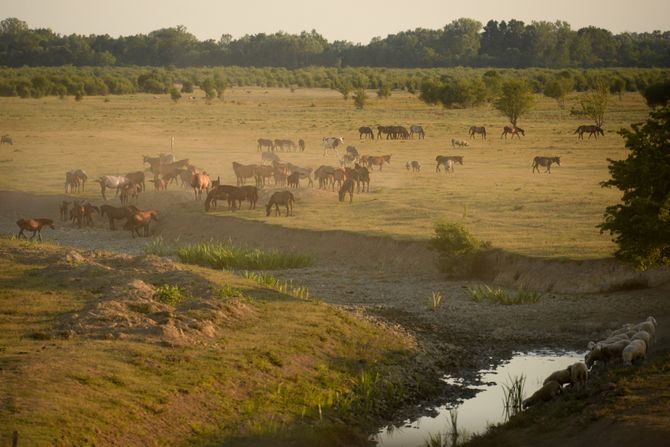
top-left (95, 175), bottom-right (130, 200)
top-left (322, 137), bottom-right (343, 156)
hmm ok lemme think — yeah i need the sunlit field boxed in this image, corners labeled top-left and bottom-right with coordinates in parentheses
top-left (0, 88), bottom-right (649, 259)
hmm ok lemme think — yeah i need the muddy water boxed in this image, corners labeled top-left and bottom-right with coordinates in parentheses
top-left (375, 351), bottom-right (585, 447)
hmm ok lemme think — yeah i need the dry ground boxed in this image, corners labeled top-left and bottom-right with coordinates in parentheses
top-left (0, 88), bottom-right (651, 258)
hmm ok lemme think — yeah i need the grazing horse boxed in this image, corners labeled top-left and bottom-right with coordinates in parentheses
top-left (143, 153), bottom-right (175, 173)
top-left (16, 218), bottom-right (54, 241)
top-left (257, 138), bottom-right (274, 152)
top-left (191, 172), bottom-right (211, 200)
top-left (574, 125), bottom-right (604, 140)
top-left (266, 191), bottom-right (295, 217)
top-left (124, 210), bottom-right (159, 238)
top-left (125, 171), bottom-right (146, 192)
top-left (322, 137), bottom-right (344, 156)
top-left (409, 125), bottom-right (425, 139)
top-left (345, 163), bottom-right (370, 193)
top-left (435, 155), bottom-right (463, 173)
top-left (254, 165), bottom-right (274, 188)
top-left (261, 151), bottom-right (280, 164)
top-left (367, 155), bottom-right (391, 171)
top-left (1, 134), bottom-right (13, 145)
top-left (95, 175), bottom-right (130, 200)
top-left (298, 139), bottom-right (305, 152)
top-left (346, 146), bottom-right (359, 159)
top-left (469, 126), bottom-right (486, 139)
top-left (100, 204), bottom-right (140, 230)
top-left (532, 156), bottom-right (561, 174)
top-left (451, 138), bottom-right (468, 148)
top-left (70, 201), bottom-right (85, 228)
top-left (59, 201), bottom-right (71, 221)
top-left (359, 126), bottom-right (374, 140)
top-left (119, 182), bottom-right (141, 206)
top-left (501, 126), bottom-right (525, 139)
top-left (406, 161), bottom-right (421, 172)
top-left (287, 163), bottom-right (314, 187)
top-left (83, 203), bottom-right (99, 227)
top-left (338, 178), bottom-right (355, 203)
top-left (287, 172), bottom-right (301, 189)
top-left (232, 162), bottom-right (259, 186)
top-left (315, 165), bottom-right (337, 190)
top-left (65, 169), bottom-right (88, 193)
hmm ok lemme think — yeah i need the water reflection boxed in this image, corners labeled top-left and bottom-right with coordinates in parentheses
top-left (375, 350), bottom-right (584, 447)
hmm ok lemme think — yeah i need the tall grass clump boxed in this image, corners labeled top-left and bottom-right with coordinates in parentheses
top-left (430, 291), bottom-right (443, 311)
top-left (176, 242), bottom-right (312, 270)
top-left (502, 374), bottom-right (526, 420)
top-left (153, 284), bottom-right (185, 305)
top-left (144, 236), bottom-right (175, 256)
top-left (429, 221), bottom-right (481, 278)
top-left (243, 271), bottom-right (311, 300)
top-left (466, 285), bottom-right (542, 305)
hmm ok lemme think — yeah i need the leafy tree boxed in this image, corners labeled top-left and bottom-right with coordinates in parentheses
top-left (493, 80), bottom-right (534, 126)
top-left (610, 77), bottom-right (625, 100)
top-left (181, 80), bottom-right (194, 93)
top-left (543, 76), bottom-right (573, 113)
top-left (643, 81), bottom-right (670, 108)
top-left (429, 221), bottom-right (481, 278)
top-left (201, 77), bottom-right (216, 100)
top-left (570, 80), bottom-right (608, 127)
top-left (352, 88), bottom-right (367, 109)
top-left (336, 81), bottom-right (352, 100)
top-left (599, 106), bottom-right (670, 269)
top-left (169, 86), bottom-right (181, 102)
top-left (377, 83), bottom-right (391, 99)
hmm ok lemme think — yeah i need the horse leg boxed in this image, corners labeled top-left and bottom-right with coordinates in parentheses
top-left (37, 229), bottom-right (42, 242)
top-left (17, 229), bottom-right (25, 239)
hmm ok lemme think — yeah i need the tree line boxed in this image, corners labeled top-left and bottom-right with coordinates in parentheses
top-left (2, 65), bottom-right (669, 101)
top-left (1, 17), bottom-right (670, 69)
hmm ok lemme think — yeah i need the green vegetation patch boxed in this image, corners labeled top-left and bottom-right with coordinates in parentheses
top-left (176, 241), bottom-right (313, 270)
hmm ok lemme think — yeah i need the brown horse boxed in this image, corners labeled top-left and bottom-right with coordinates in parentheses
top-left (338, 178), bottom-right (355, 203)
top-left (59, 201), bottom-right (71, 221)
top-left (70, 201), bottom-right (85, 228)
top-left (83, 203), bottom-right (99, 226)
top-left (119, 182), bottom-right (141, 205)
top-left (124, 210), bottom-right (159, 238)
top-left (191, 172), bottom-right (211, 200)
top-left (232, 162), bottom-right (259, 186)
top-left (100, 204), bottom-right (140, 230)
top-left (266, 191), bottom-right (294, 217)
top-left (287, 172), bottom-right (300, 189)
top-left (469, 126), bottom-right (487, 139)
top-left (125, 171), bottom-right (146, 192)
top-left (16, 218), bottom-right (55, 241)
top-left (367, 155), bottom-right (391, 171)
top-left (501, 126), bottom-right (525, 139)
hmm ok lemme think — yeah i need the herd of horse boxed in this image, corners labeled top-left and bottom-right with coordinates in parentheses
top-left (16, 121), bottom-right (601, 240)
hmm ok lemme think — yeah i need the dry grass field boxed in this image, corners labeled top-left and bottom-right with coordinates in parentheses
top-left (0, 88), bottom-right (650, 259)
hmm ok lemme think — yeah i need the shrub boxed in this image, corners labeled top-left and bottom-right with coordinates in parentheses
top-left (352, 88), bottom-right (368, 109)
top-left (176, 242), bottom-right (313, 270)
top-left (429, 221), bottom-right (480, 278)
top-left (153, 284), bottom-right (185, 305)
top-left (181, 80), bottom-right (194, 93)
top-left (170, 86), bottom-right (182, 102)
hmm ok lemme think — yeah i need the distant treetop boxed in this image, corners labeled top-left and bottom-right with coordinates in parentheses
top-left (0, 17), bottom-right (669, 68)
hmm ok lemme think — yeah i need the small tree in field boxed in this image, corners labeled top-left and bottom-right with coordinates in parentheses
top-left (377, 83), bottom-right (391, 99)
top-left (170, 87), bottom-right (181, 102)
top-left (493, 80), bottom-right (534, 127)
top-left (544, 77), bottom-right (573, 116)
top-left (201, 77), bottom-right (217, 101)
top-left (643, 81), bottom-right (670, 108)
top-left (599, 106), bottom-right (670, 269)
top-left (571, 80), bottom-right (608, 127)
top-left (353, 89), bottom-right (368, 109)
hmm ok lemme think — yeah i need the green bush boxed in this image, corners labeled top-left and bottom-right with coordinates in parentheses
top-left (153, 284), bottom-right (185, 305)
top-left (429, 221), bottom-right (481, 277)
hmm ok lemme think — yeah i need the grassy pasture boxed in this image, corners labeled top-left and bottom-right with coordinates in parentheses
top-left (0, 87), bottom-right (650, 258)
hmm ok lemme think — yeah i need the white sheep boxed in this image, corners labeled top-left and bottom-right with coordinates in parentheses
top-left (632, 316), bottom-right (657, 340)
top-left (609, 323), bottom-right (634, 337)
top-left (631, 330), bottom-right (652, 347)
top-left (567, 362), bottom-right (588, 389)
top-left (523, 380), bottom-right (562, 408)
top-left (622, 339), bottom-right (647, 366)
top-left (543, 368), bottom-right (571, 387)
top-left (585, 339), bottom-right (629, 368)
top-left (587, 332), bottom-right (631, 350)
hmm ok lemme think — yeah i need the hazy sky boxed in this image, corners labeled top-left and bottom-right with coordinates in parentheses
top-left (3, 0), bottom-right (669, 43)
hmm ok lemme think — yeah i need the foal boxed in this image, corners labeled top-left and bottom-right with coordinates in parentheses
top-left (16, 218), bottom-right (55, 241)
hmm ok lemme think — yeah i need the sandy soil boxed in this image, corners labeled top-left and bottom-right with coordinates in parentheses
top-left (1, 188), bottom-right (669, 402)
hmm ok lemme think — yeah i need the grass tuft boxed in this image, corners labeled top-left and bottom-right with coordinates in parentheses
top-left (177, 242), bottom-right (313, 270)
top-left (153, 284), bottom-right (186, 305)
top-left (243, 271), bottom-right (311, 300)
top-left (429, 291), bottom-right (443, 311)
top-left (465, 285), bottom-right (542, 305)
top-left (502, 374), bottom-right (526, 421)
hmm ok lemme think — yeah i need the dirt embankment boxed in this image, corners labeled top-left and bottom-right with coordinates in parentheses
top-left (2, 190), bottom-right (669, 361)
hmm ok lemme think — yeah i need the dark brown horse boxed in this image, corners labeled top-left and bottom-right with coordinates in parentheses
top-left (501, 126), bottom-right (525, 139)
top-left (100, 204), bottom-right (140, 230)
top-left (338, 178), bottom-right (355, 203)
top-left (469, 126), bottom-right (486, 139)
top-left (16, 218), bottom-right (55, 241)
top-left (124, 210), bottom-right (159, 238)
top-left (266, 191), bottom-right (294, 217)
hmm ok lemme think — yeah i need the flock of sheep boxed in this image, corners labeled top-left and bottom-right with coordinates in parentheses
top-left (523, 316), bottom-right (658, 408)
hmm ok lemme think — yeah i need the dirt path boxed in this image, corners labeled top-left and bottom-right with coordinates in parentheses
top-left (2, 189), bottom-right (669, 384)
